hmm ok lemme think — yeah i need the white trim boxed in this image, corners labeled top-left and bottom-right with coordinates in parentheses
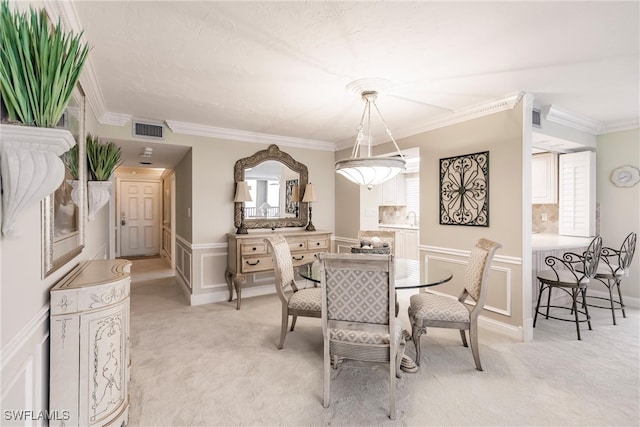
top-left (175, 270), bottom-right (194, 305)
top-left (192, 242), bottom-right (227, 250)
top-left (601, 120), bottom-right (640, 134)
top-left (478, 315), bottom-right (524, 341)
top-left (0, 305), bottom-right (49, 369)
top-left (191, 284), bottom-right (276, 306)
top-left (420, 245), bottom-right (522, 265)
top-left (99, 112), bottom-right (132, 126)
top-left (165, 120), bottom-right (336, 152)
top-left (542, 105), bottom-right (603, 134)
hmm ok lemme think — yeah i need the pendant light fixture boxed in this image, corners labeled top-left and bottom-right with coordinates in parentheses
top-left (335, 80), bottom-right (405, 190)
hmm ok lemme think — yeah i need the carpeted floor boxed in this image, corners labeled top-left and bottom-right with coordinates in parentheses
top-left (127, 257), bottom-right (640, 426)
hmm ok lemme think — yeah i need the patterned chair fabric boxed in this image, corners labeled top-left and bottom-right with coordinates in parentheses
top-left (319, 252), bottom-right (404, 420)
top-left (583, 232), bottom-right (636, 325)
top-left (534, 235), bottom-right (602, 340)
top-left (265, 236), bottom-right (321, 350)
top-left (408, 238), bottom-right (501, 371)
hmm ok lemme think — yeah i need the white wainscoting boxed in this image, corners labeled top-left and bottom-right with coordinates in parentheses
top-left (0, 305), bottom-right (50, 426)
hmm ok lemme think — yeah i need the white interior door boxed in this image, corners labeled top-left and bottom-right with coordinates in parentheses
top-left (120, 180), bottom-right (161, 257)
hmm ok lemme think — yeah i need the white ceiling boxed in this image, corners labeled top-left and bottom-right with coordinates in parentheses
top-left (55, 1), bottom-right (639, 168)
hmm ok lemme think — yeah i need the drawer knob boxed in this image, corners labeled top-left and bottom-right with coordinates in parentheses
top-left (293, 255), bottom-right (304, 261)
top-left (252, 247), bottom-right (257, 251)
top-left (246, 260), bottom-right (260, 266)
top-left (299, 243), bottom-right (303, 247)
top-left (316, 242), bottom-right (320, 246)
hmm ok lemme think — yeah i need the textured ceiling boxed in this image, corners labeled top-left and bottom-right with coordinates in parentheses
top-left (66, 1), bottom-right (639, 166)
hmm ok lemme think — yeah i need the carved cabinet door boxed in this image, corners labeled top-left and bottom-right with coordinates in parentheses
top-left (78, 300), bottom-right (130, 426)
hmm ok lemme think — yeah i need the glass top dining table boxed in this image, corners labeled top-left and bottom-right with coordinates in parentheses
top-left (298, 258), bottom-right (453, 289)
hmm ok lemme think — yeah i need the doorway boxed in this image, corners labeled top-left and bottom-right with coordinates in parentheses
top-left (118, 179), bottom-right (162, 257)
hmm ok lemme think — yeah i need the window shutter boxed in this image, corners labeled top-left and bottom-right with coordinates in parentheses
top-left (405, 172), bottom-right (420, 220)
top-left (558, 151), bottom-right (596, 237)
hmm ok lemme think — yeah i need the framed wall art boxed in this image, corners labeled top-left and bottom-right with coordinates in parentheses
top-left (285, 179), bottom-right (298, 214)
top-left (439, 151), bottom-right (489, 227)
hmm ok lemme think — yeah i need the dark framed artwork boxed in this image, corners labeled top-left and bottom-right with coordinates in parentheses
top-left (439, 151), bottom-right (489, 227)
top-left (285, 179), bottom-right (298, 214)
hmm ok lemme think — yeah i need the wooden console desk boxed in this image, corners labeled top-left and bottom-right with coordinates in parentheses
top-left (226, 230), bottom-right (331, 309)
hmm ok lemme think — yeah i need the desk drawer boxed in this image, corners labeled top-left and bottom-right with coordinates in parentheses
top-left (241, 242), bottom-right (268, 255)
top-left (288, 238), bottom-right (307, 252)
top-left (307, 237), bottom-right (329, 250)
top-left (291, 252), bottom-right (315, 267)
top-left (241, 255), bottom-right (273, 273)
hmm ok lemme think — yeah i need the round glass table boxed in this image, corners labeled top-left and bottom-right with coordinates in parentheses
top-left (298, 258), bottom-right (452, 289)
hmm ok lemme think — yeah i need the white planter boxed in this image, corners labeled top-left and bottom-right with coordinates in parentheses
top-left (87, 181), bottom-right (112, 221)
top-left (0, 124), bottom-right (75, 237)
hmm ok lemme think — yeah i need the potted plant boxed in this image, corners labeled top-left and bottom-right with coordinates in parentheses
top-left (0, 0), bottom-right (89, 236)
top-left (85, 134), bottom-right (122, 220)
top-left (61, 143), bottom-right (82, 206)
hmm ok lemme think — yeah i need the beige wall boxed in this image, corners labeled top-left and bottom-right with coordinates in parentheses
top-left (596, 128), bottom-right (640, 300)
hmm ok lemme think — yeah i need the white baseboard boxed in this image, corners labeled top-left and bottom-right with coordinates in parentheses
top-left (478, 315), bottom-right (524, 341)
top-left (190, 283), bottom-right (276, 306)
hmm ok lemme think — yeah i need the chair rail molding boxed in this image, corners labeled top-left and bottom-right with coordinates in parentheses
top-left (0, 124), bottom-right (75, 237)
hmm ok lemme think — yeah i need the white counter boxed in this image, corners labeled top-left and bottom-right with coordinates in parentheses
top-left (531, 233), bottom-right (593, 251)
top-left (378, 224), bottom-right (419, 230)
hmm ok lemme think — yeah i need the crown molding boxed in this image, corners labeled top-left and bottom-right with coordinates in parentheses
top-left (542, 105), bottom-right (603, 134)
top-left (165, 121), bottom-right (336, 151)
top-left (601, 119), bottom-right (640, 134)
top-left (99, 112), bottom-right (132, 127)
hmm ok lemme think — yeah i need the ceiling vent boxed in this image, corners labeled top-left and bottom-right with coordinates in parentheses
top-left (133, 120), bottom-right (164, 140)
top-left (532, 108), bottom-right (542, 128)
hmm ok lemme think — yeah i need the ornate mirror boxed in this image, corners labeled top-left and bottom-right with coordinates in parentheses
top-left (234, 145), bottom-right (308, 230)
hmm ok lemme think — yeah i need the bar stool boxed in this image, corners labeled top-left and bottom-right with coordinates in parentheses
top-left (583, 232), bottom-right (636, 325)
top-left (534, 236), bottom-right (602, 340)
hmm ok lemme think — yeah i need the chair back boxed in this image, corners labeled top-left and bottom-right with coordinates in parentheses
top-left (599, 232), bottom-right (636, 276)
top-left (320, 253), bottom-right (394, 326)
top-left (581, 235), bottom-right (603, 278)
top-left (463, 238), bottom-right (502, 308)
top-left (265, 236), bottom-right (295, 299)
top-left (358, 230), bottom-right (396, 255)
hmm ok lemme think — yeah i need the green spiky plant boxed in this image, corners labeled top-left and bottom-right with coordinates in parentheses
top-left (86, 134), bottom-right (122, 181)
top-left (62, 143), bottom-right (80, 179)
top-left (0, 0), bottom-right (89, 127)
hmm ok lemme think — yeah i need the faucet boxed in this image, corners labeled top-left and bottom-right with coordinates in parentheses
top-left (406, 211), bottom-right (417, 226)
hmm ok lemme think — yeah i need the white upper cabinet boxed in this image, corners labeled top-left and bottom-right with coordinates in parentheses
top-left (378, 174), bottom-right (406, 206)
top-left (558, 151), bottom-right (596, 237)
top-left (532, 152), bottom-right (558, 204)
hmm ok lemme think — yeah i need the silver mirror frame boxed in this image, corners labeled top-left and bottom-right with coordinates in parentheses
top-left (234, 145), bottom-right (308, 230)
top-left (42, 86), bottom-right (86, 277)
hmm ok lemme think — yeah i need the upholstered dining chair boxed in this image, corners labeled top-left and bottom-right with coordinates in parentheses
top-left (265, 235), bottom-right (321, 349)
top-left (534, 235), bottom-right (602, 340)
top-left (583, 232), bottom-right (636, 325)
top-left (408, 238), bottom-right (501, 371)
top-left (319, 253), bottom-right (405, 420)
top-left (358, 230), bottom-right (396, 254)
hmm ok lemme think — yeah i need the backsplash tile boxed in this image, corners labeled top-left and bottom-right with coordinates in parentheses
top-left (379, 205), bottom-right (413, 225)
top-left (532, 204), bottom-right (558, 233)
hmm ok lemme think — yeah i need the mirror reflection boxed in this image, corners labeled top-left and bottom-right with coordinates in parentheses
top-left (244, 160), bottom-right (298, 219)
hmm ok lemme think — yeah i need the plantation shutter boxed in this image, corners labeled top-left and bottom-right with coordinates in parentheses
top-left (558, 151), bottom-right (596, 237)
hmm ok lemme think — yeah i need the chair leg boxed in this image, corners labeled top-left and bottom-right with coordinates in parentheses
top-left (582, 288), bottom-right (592, 331)
top-left (389, 351), bottom-right (397, 420)
top-left (290, 315), bottom-right (298, 331)
top-left (571, 289), bottom-right (582, 340)
top-left (533, 282), bottom-right (545, 327)
top-left (545, 285), bottom-right (552, 319)
top-left (615, 279), bottom-right (627, 318)
top-left (278, 309), bottom-right (289, 350)
top-left (323, 338), bottom-right (330, 408)
top-left (411, 325), bottom-right (426, 366)
top-left (396, 339), bottom-right (405, 378)
top-left (606, 280), bottom-right (617, 325)
top-left (459, 329), bottom-right (468, 348)
top-left (468, 324), bottom-right (482, 371)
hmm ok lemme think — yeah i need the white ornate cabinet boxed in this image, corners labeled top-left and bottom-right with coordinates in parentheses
top-left (49, 259), bottom-right (132, 427)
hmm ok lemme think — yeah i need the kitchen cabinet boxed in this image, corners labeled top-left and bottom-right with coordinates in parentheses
top-left (379, 225), bottom-right (419, 260)
top-left (378, 174), bottom-right (406, 206)
top-left (532, 152), bottom-right (557, 204)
